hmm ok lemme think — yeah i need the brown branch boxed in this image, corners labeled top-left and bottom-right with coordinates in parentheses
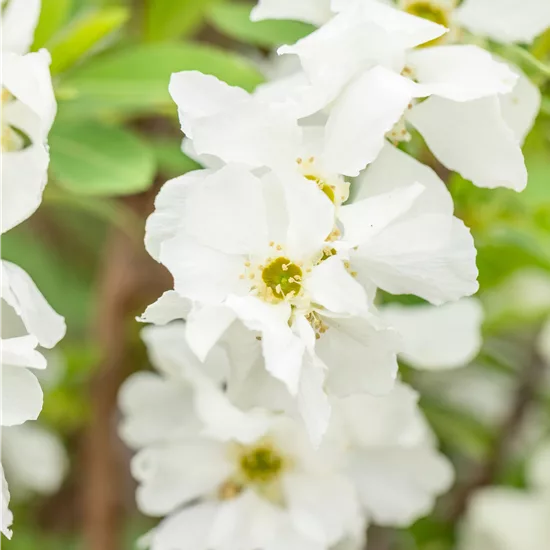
top-left (82, 189), bottom-right (170, 550)
top-left (447, 335), bottom-right (547, 521)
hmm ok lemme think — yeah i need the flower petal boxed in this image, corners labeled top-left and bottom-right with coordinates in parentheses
top-left (324, 66), bottom-right (418, 176)
top-left (381, 299), bottom-right (483, 370)
top-left (339, 182), bottom-right (425, 247)
top-left (456, 0), bottom-right (550, 43)
top-left (145, 170), bottom-right (210, 261)
top-left (350, 446), bottom-right (454, 526)
top-left (183, 164), bottom-right (269, 255)
top-left (459, 488), bottom-right (549, 550)
top-left (160, 235), bottom-right (247, 303)
top-left (2, 424), bottom-right (68, 495)
top-left (169, 71), bottom-right (249, 137)
top-left (335, 382), bottom-right (426, 448)
top-left (283, 473), bottom-right (361, 545)
top-left (132, 441), bottom-right (232, 516)
top-left (408, 45), bottom-right (516, 101)
top-left (2, 364), bottom-right (43, 427)
top-left (185, 304), bottom-right (237, 362)
top-left (408, 95), bottom-right (527, 191)
top-left (321, 316), bottom-right (400, 397)
top-left (1, 0), bottom-right (41, 55)
top-left (150, 502), bottom-right (218, 550)
top-left (1, 261), bottom-right (65, 348)
top-left (355, 142), bottom-right (453, 216)
top-left (307, 256), bottom-right (369, 316)
top-left (226, 295), bottom-right (304, 395)
top-left (499, 65), bottom-right (541, 144)
top-left (1, 465), bottom-right (13, 539)
top-left (296, 354), bottom-right (330, 446)
top-left (251, 0), bottom-right (333, 25)
top-left (118, 372), bottom-right (199, 449)
top-left (138, 291), bottom-right (192, 325)
top-left (353, 214), bottom-right (478, 304)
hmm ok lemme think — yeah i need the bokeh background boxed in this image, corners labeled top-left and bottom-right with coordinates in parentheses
top-left (2, 0), bottom-right (550, 549)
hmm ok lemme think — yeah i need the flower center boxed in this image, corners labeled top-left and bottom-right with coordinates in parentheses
top-left (239, 445), bottom-right (284, 484)
top-left (296, 156), bottom-right (349, 205)
top-left (304, 174), bottom-right (336, 203)
top-left (261, 257), bottom-right (303, 300)
top-left (1, 89), bottom-right (29, 152)
top-left (403, 0), bottom-right (449, 27)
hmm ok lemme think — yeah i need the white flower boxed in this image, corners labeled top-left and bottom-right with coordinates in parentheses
top-left (341, 143), bottom-right (478, 304)
top-left (459, 442), bottom-right (550, 550)
top-left (332, 383), bottom-right (454, 527)
top-left (1, 465), bottom-right (13, 539)
top-left (119, 325), bottom-right (452, 549)
top-left (256, 0), bottom-right (530, 191)
top-left (121, 375), bottom-right (362, 549)
top-left (454, 0), bottom-right (550, 44)
top-left (1, 423), bottom-right (68, 499)
top-left (1, 0), bottom-right (41, 55)
top-left (1, 0), bottom-right (57, 234)
top-left (166, 73), bottom-right (479, 304)
top-left (144, 163), bottom-right (401, 415)
top-left (380, 298), bottom-right (483, 370)
top-left (1, 261), bottom-right (66, 427)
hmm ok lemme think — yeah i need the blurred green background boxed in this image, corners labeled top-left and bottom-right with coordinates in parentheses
top-left (2, 0), bottom-right (550, 549)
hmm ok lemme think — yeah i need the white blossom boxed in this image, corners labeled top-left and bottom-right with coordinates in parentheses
top-left (1, 465), bottom-right (13, 539)
top-left (459, 442), bottom-right (550, 550)
top-left (1, 262), bottom-right (65, 428)
top-left (1, 0), bottom-right (57, 234)
top-left (380, 298), bottom-right (483, 370)
top-left (1, 423), bottom-right (68, 499)
top-left (120, 325), bottom-right (453, 549)
top-left (254, 0), bottom-right (535, 191)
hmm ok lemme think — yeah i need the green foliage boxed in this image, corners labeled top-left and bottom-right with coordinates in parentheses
top-left (143, 0), bottom-right (219, 41)
top-left (48, 6), bottom-right (130, 74)
top-left (32, 0), bottom-right (73, 50)
top-left (49, 120), bottom-right (156, 195)
top-left (149, 137), bottom-right (201, 178)
top-left (56, 42), bottom-right (264, 119)
top-left (521, 151), bottom-right (550, 207)
top-left (207, 1), bottom-right (315, 47)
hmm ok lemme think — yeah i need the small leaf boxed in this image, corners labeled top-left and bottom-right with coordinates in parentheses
top-left (207, 1), bottom-right (315, 47)
top-left (144, 0), bottom-right (219, 41)
top-left (32, 0), bottom-right (73, 49)
top-left (48, 6), bottom-right (130, 74)
top-left (49, 120), bottom-right (156, 196)
top-left (57, 42), bottom-right (264, 119)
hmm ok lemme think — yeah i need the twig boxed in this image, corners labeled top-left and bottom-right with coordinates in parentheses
top-left (81, 189), bottom-right (170, 550)
top-left (447, 333), bottom-right (547, 521)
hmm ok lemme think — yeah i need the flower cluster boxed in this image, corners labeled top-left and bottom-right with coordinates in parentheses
top-left (126, 0), bottom-right (543, 547)
top-left (1, 0), bottom-right (65, 538)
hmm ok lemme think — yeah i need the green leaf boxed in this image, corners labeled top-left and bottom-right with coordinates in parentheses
top-left (520, 150), bottom-right (550, 207)
top-left (149, 138), bottom-right (201, 178)
top-left (48, 6), bottom-right (130, 74)
top-left (56, 42), bottom-right (264, 118)
top-left (49, 120), bottom-right (156, 195)
top-left (144, 0), bottom-right (219, 41)
top-left (207, 1), bottom-right (315, 47)
top-left (476, 226), bottom-right (550, 289)
top-left (32, 0), bottom-right (73, 49)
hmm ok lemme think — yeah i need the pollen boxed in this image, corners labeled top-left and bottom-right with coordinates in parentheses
top-left (239, 445), bottom-right (284, 484)
top-left (402, 0), bottom-right (451, 46)
top-left (262, 257), bottom-right (303, 300)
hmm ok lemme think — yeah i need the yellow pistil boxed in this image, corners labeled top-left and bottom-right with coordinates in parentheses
top-left (261, 257), bottom-right (303, 300)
